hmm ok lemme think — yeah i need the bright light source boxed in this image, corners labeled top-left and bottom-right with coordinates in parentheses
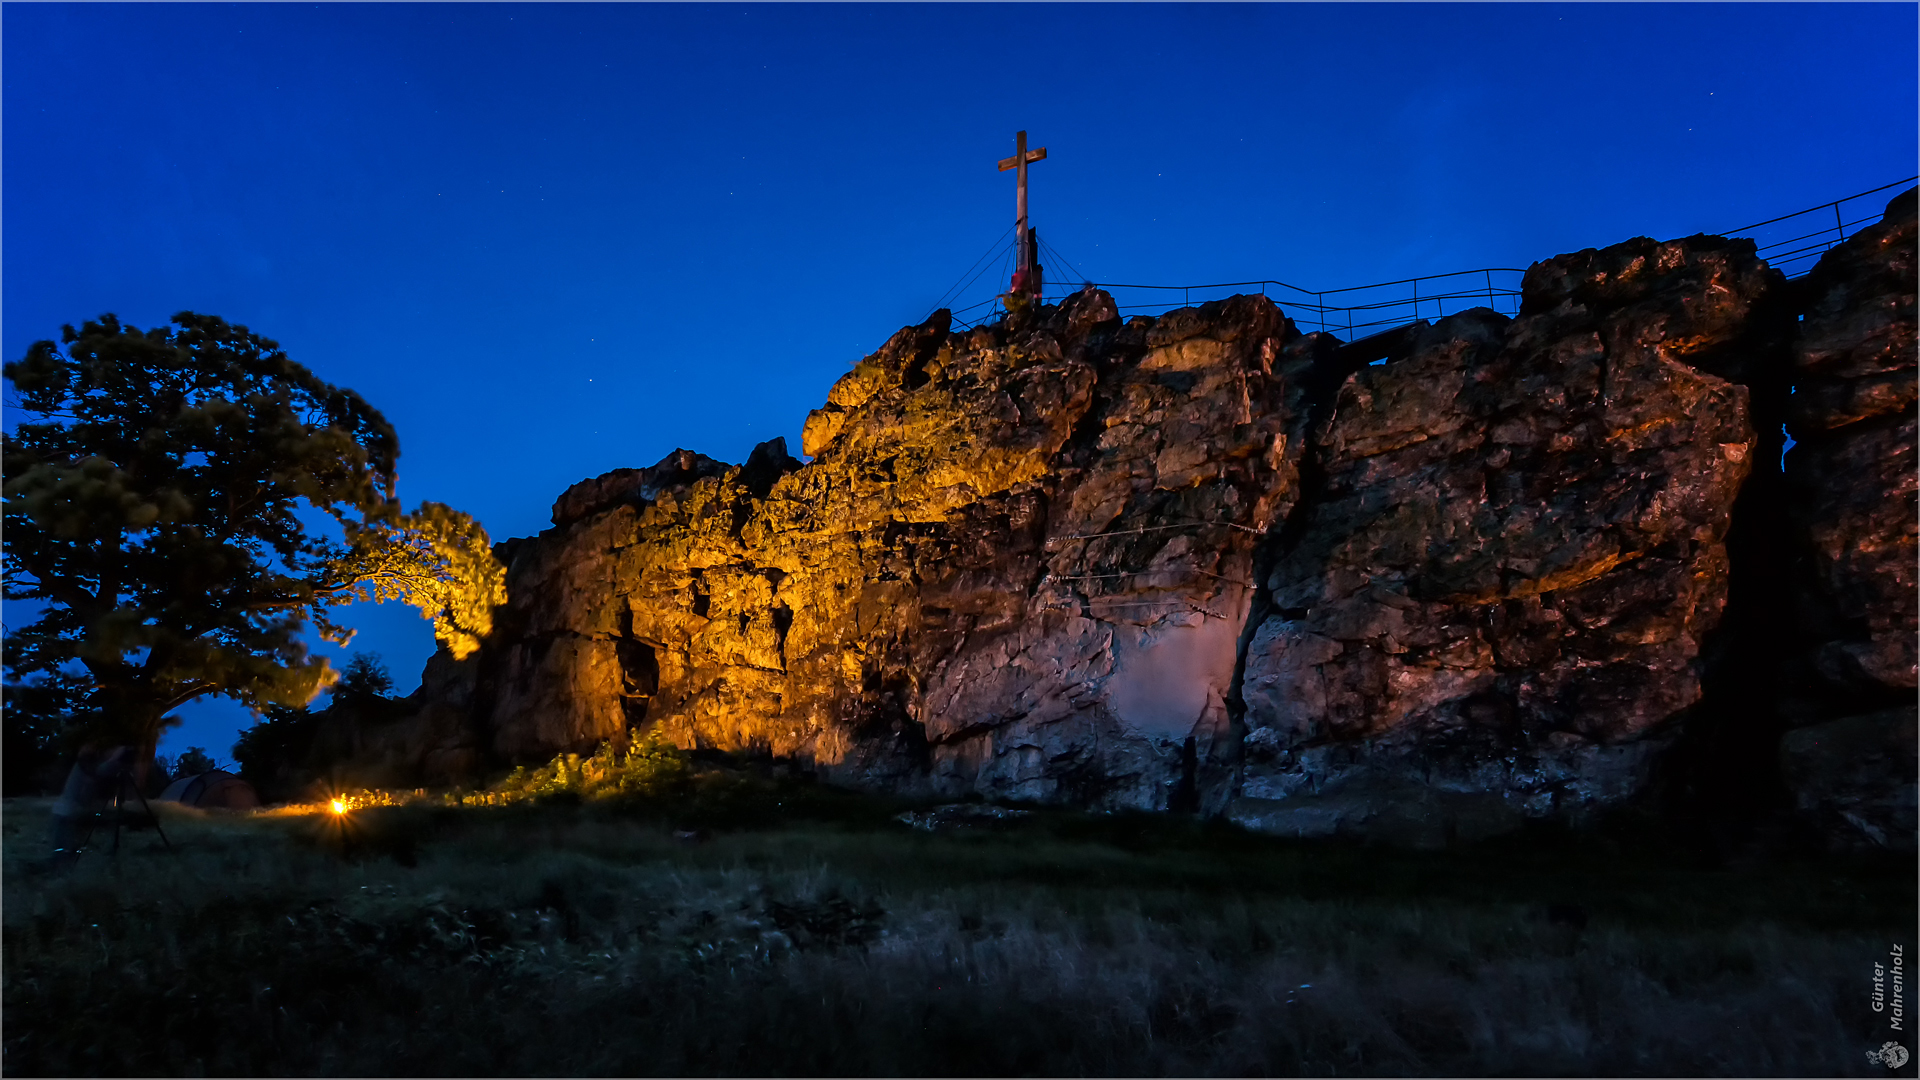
top-left (330, 798), bottom-right (348, 815)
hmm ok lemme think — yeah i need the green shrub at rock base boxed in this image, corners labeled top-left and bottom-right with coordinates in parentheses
top-left (460, 736), bottom-right (690, 807)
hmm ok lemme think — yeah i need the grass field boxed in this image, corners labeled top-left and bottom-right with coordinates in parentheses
top-left (3, 766), bottom-right (1912, 1077)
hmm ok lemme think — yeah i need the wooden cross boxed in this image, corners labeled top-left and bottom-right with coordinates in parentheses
top-left (998, 130), bottom-right (1047, 295)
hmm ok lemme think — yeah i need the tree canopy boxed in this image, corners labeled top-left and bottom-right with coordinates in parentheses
top-left (331, 652), bottom-right (395, 707)
top-left (171, 746), bottom-right (217, 778)
top-left (2, 312), bottom-right (505, 773)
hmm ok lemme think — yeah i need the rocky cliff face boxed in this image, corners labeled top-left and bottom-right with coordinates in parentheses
top-left (373, 195), bottom-right (1914, 849)
top-left (1777, 190), bottom-right (1918, 850)
top-left (1232, 236), bottom-right (1787, 843)
top-left (1785, 191), bottom-right (1917, 701)
top-left (426, 289), bottom-right (1311, 812)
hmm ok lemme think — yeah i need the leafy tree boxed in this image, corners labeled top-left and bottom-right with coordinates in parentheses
top-left (173, 746), bottom-right (217, 778)
top-left (232, 702), bottom-right (322, 801)
top-left (330, 502), bottom-right (505, 662)
top-left (2, 312), bottom-right (506, 773)
top-left (331, 652), bottom-right (395, 707)
top-left (1, 681), bottom-right (70, 794)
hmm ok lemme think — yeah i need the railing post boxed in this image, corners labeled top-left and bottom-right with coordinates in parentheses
top-left (1835, 200), bottom-right (1847, 245)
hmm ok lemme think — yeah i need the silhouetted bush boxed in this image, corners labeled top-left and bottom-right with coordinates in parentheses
top-left (233, 704), bottom-right (325, 802)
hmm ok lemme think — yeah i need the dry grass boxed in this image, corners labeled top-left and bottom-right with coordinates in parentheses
top-left (2, 777), bottom-right (1911, 1077)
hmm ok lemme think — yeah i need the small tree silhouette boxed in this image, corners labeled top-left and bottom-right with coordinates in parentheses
top-left (174, 746), bottom-right (216, 777)
top-left (331, 652), bottom-right (393, 707)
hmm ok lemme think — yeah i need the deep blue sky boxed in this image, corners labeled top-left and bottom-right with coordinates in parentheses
top-left (6, 3), bottom-right (1915, 759)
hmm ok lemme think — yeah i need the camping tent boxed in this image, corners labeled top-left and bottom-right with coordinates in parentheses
top-left (157, 769), bottom-right (259, 810)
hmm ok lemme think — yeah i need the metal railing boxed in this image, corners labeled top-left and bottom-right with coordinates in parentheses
top-left (1719, 176), bottom-right (1917, 279)
top-left (947, 265), bottom-right (1525, 335)
top-left (936, 177), bottom-right (1918, 336)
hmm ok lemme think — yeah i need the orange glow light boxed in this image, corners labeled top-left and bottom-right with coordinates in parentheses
top-left (329, 798), bottom-right (348, 815)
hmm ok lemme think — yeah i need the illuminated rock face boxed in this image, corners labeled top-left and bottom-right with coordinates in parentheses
top-left (458, 289), bottom-right (1311, 811)
top-left (1777, 190), bottom-right (1917, 851)
top-left (397, 198), bottom-right (1913, 845)
top-left (1784, 191), bottom-right (1917, 703)
top-left (1233, 237), bottom-right (1785, 844)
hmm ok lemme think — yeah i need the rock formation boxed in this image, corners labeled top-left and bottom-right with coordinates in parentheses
top-left (1776, 189), bottom-right (1918, 850)
top-left (349, 194), bottom-right (1913, 850)
top-left (1232, 236), bottom-right (1789, 844)
top-left (425, 289), bottom-right (1310, 812)
top-left (1785, 190), bottom-right (1917, 699)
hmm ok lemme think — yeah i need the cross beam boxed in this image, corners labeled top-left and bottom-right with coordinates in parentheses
top-left (998, 130), bottom-right (1047, 297)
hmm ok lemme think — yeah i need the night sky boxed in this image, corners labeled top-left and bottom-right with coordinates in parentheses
top-left (5, 3), bottom-right (1914, 759)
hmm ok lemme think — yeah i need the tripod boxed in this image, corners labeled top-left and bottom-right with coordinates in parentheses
top-left (72, 769), bottom-right (175, 860)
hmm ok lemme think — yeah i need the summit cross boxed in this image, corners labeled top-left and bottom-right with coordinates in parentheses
top-left (998, 130), bottom-right (1048, 299)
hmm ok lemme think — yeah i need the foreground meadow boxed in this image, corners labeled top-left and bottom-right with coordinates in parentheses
top-left (2, 768), bottom-right (1910, 1077)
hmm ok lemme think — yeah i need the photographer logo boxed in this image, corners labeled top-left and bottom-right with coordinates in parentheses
top-left (1867, 1041), bottom-right (1909, 1069)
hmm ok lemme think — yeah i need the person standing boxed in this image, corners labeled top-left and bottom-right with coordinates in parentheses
top-left (48, 742), bottom-right (132, 861)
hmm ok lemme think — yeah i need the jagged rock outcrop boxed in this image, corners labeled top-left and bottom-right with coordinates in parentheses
top-left (358, 201), bottom-right (1912, 848)
top-left (1231, 237), bottom-right (1788, 844)
top-left (1777, 189), bottom-right (1918, 851)
top-left (550, 448), bottom-right (733, 528)
top-left (1780, 707), bottom-right (1917, 851)
top-left (431, 289), bottom-right (1311, 810)
top-left (1784, 189), bottom-right (1917, 700)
